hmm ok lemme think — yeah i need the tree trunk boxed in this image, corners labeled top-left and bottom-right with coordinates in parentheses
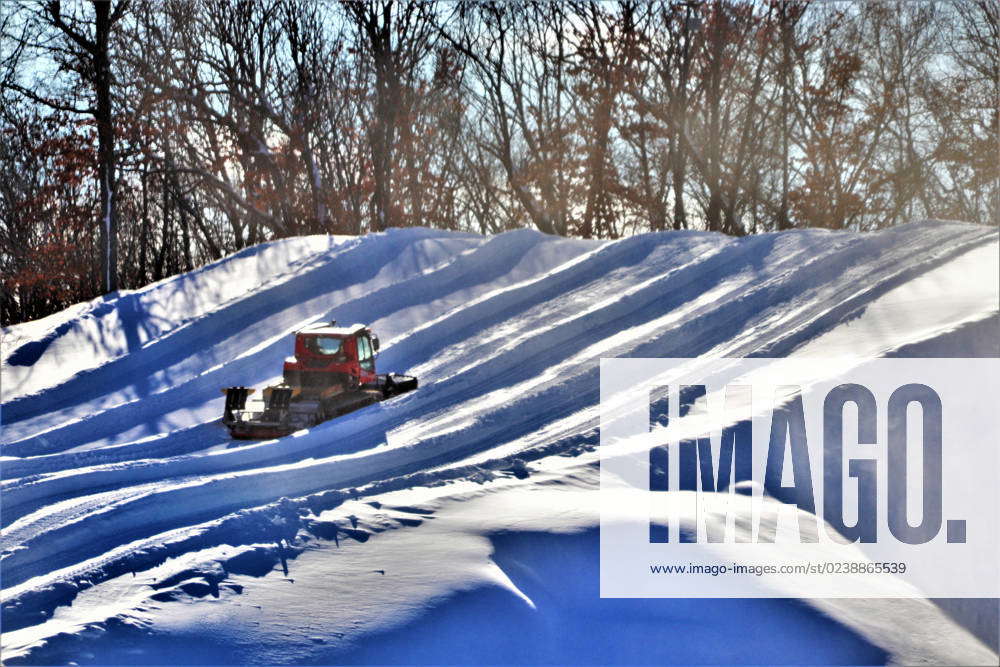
top-left (582, 86), bottom-right (614, 239)
top-left (138, 166), bottom-right (149, 283)
top-left (778, 1), bottom-right (792, 230)
top-left (93, 0), bottom-right (118, 292)
top-left (370, 56), bottom-right (398, 232)
top-left (704, 4), bottom-right (723, 232)
top-left (671, 131), bottom-right (687, 230)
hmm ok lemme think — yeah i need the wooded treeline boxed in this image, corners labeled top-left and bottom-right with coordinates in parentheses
top-left (2, 0), bottom-right (997, 326)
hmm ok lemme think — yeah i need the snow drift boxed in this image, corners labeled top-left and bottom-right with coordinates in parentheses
top-left (1, 222), bottom-right (998, 665)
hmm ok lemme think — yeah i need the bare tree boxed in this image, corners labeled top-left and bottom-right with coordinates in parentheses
top-left (342, 0), bottom-right (438, 231)
top-left (3, 0), bottom-right (997, 326)
top-left (4, 0), bottom-right (130, 293)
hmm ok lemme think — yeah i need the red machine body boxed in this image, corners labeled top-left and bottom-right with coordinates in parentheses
top-left (282, 323), bottom-right (380, 399)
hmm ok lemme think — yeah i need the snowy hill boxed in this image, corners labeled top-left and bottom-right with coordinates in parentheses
top-left (2, 223), bottom-right (998, 665)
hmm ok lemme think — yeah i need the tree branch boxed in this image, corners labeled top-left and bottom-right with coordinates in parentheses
top-left (2, 79), bottom-right (95, 114)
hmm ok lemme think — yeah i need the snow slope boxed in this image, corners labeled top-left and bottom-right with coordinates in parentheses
top-left (2, 222), bottom-right (998, 665)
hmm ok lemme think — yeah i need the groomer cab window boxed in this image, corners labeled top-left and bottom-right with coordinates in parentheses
top-left (357, 334), bottom-right (374, 371)
top-left (306, 335), bottom-right (344, 358)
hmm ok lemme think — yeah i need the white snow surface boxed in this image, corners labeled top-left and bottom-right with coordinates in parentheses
top-left (1, 222), bottom-right (998, 665)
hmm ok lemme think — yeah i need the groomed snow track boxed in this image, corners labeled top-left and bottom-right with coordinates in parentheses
top-left (2, 223), bottom-right (998, 650)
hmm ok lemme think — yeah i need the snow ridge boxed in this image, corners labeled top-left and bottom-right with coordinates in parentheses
top-left (1, 222), bottom-right (998, 662)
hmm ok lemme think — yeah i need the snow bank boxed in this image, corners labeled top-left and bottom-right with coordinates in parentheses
top-left (2, 235), bottom-right (350, 397)
top-left (2, 221), bottom-right (997, 664)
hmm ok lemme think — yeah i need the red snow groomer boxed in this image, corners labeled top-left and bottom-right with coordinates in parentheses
top-left (222, 322), bottom-right (417, 439)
